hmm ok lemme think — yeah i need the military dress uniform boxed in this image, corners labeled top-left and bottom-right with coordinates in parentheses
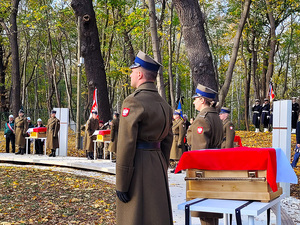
top-left (108, 116), bottom-right (119, 156)
top-left (170, 113), bottom-right (185, 160)
top-left (116, 51), bottom-right (173, 225)
top-left (252, 100), bottom-right (262, 132)
top-left (84, 116), bottom-right (99, 159)
top-left (261, 99), bottom-right (270, 132)
top-left (186, 84), bottom-right (223, 225)
top-left (292, 98), bottom-right (299, 130)
top-left (221, 118), bottom-right (235, 149)
top-left (14, 112), bottom-right (28, 155)
top-left (46, 113), bottom-right (60, 157)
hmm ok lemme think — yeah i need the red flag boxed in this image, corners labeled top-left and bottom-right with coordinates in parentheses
top-left (269, 83), bottom-right (275, 102)
top-left (90, 88), bottom-right (99, 119)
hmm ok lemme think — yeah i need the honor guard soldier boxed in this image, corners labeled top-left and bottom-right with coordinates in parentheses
top-left (15, 109), bottom-right (28, 155)
top-left (292, 97), bottom-right (299, 133)
top-left (46, 110), bottom-right (60, 157)
top-left (4, 115), bottom-right (15, 153)
top-left (34, 118), bottom-right (45, 154)
top-left (116, 51), bottom-right (173, 225)
top-left (261, 98), bottom-right (270, 132)
top-left (108, 112), bottom-right (119, 162)
top-left (219, 107), bottom-right (235, 149)
top-left (84, 110), bottom-right (99, 160)
top-left (170, 109), bottom-right (185, 173)
top-left (252, 99), bottom-right (262, 132)
top-left (186, 83), bottom-right (223, 225)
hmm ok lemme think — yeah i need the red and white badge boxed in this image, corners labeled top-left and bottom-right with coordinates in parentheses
top-left (122, 108), bottom-right (130, 117)
top-left (197, 127), bottom-right (203, 134)
top-left (230, 126), bottom-right (233, 130)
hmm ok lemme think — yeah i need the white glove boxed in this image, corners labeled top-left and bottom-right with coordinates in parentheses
top-left (4, 135), bottom-right (6, 138)
top-left (258, 117), bottom-right (260, 120)
top-left (252, 104), bottom-right (255, 107)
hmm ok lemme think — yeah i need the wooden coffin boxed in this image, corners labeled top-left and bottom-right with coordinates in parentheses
top-left (186, 169), bottom-right (282, 202)
top-left (96, 130), bottom-right (111, 142)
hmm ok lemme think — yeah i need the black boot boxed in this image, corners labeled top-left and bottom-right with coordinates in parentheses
top-left (15, 148), bottom-right (22, 155)
top-left (48, 150), bottom-right (53, 157)
top-left (88, 152), bottom-right (94, 160)
top-left (20, 148), bottom-right (25, 155)
top-left (52, 149), bottom-right (56, 157)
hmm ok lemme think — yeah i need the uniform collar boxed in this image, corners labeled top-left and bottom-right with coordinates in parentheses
top-left (199, 107), bottom-right (216, 115)
top-left (136, 82), bottom-right (157, 92)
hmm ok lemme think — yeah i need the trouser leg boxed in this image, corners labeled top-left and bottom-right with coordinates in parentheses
top-left (11, 135), bottom-right (15, 153)
top-left (291, 152), bottom-right (300, 168)
top-left (5, 137), bottom-right (10, 153)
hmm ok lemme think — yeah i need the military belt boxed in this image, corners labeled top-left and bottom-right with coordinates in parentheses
top-left (253, 111), bottom-right (260, 113)
top-left (136, 141), bottom-right (161, 149)
top-left (262, 110), bottom-right (269, 113)
top-left (16, 126), bottom-right (24, 128)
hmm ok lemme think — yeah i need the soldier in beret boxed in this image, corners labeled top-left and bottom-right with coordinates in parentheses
top-left (219, 107), bottom-right (235, 149)
top-left (170, 109), bottom-right (185, 173)
top-left (116, 51), bottom-right (173, 225)
top-left (46, 110), bottom-right (60, 157)
top-left (15, 109), bottom-right (28, 155)
top-left (84, 111), bottom-right (100, 160)
top-left (261, 98), bottom-right (270, 132)
top-left (186, 84), bottom-right (223, 225)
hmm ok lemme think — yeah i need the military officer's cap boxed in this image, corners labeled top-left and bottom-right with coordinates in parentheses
top-left (129, 51), bottom-right (162, 72)
top-left (9, 115), bottom-right (13, 118)
top-left (37, 118), bottom-right (42, 122)
top-left (264, 98), bottom-right (269, 101)
top-left (220, 107), bottom-right (231, 114)
top-left (192, 84), bottom-right (217, 100)
top-left (255, 99), bottom-right (260, 102)
top-left (92, 110), bottom-right (98, 115)
top-left (173, 110), bottom-right (181, 115)
top-left (292, 97), bottom-right (297, 99)
top-left (19, 109), bottom-right (24, 113)
top-left (51, 110), bottom-right (56, 114)
top-left (27, 117), bottom-right (31, 121)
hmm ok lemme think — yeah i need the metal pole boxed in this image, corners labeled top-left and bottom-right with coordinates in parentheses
top-left (76, 16), bottom-right (82, 150)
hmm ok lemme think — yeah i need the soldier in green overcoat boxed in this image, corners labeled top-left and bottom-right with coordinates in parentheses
top-left (46, 110), bottom-right (60, 157)
top-left (15, 109), bottom-right (28, 155)
top-left (108, 112), bottom-right (119, 160)
top-left (84, 111), bottom-right (99, 159)
top-left (116, 51), bottom-right (173, 225)
top-left (219, 107), bottom-right (235, 149)
top-left (186, 84), bottom-right (223, 225)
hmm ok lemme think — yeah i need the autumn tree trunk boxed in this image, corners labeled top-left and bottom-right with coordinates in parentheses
top-left (168, 2), bottom-right (175, 109)
top-left (218, 0), bottom-right (251, 107)
top-left (265, 0), bottom-right (276, 98)
top-left (148, 0), bottom-right (166, 99)
top-left (71, 0), bottom-right (111, 122)
top-left (9, 0), bottom-right (21, 116)
top-left (173, 0), bottom-right (217, 91)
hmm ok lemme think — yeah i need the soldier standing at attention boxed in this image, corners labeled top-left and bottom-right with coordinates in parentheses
top-left (46, 110), bottom-right (60, 157)
top-left (170, 109), bottom-right (185, 173)
top-left (186, 84), bottom-right (223, 225)
top-left (219, 107), bottom-right (235, 149)
top-left (261, 98), bottom-right (270, 132)
top-left (292, 97), bottom-right (299, 133)
top-left (4, 115), bottom-right (15, 153)
top-left (84, 111), bottom-right (99, 160)
top-left (116, 51), bottom-right (173, 225)
top-left (108, 112), bottom-right (119, 162)
top-left (15, 109), bottom-right (28, 155)
top-left (252, 99), bottom-right (262, 132)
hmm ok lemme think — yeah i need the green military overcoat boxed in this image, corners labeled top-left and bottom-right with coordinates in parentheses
top-left (187, 107), bottom-right (223, 150)
top-left (46, 117), bottom-right (60, 149)
top-left (108, 117), bottom-right (119, 153)
top-left (221, 118), bottom-right (235, 149)
top-left (116, 82), bottom-right (173, 225)
top-left (14, 116), bottom-right (28, 148)
top-left (170, 118), bottom-right (185, 160)
top-left (84, 117), bottom-right (99, 152)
